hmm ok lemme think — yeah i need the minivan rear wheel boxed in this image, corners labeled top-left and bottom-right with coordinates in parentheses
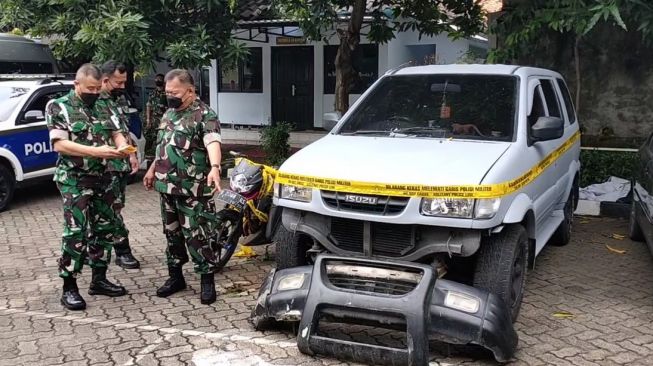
top-left (629, 200), bottom-right (645, 242)
top-left (0, 164), bottom-right (15, 212)
top-left (550, 185), bottom-right (576, 247)
top-left (473, 224), bottom-right (528, 323)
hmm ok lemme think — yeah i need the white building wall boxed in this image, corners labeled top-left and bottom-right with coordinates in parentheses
top-left (209, 28), bottom-right (487, 128)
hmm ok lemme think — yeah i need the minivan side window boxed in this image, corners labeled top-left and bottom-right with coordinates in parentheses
top-left (540, 79), bottom-right (561, 118)
top-left (556, 78), bottom-right (577, 124)
top-left (528, 85), bottom-right (546, 128)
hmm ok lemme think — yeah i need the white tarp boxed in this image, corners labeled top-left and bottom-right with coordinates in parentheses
top-left (579, 176), bottom-right (631, 202)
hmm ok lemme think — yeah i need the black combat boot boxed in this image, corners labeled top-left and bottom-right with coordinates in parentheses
top-left (156, 266), bottom-right (186, 298)
top-left (114, 240), bottom-right (141, 269)
top-left (88, 267), bottom-right (127, 297)
top-left (200, 273), bottom-right (216, 305)
top-left (61, 277), bottom-right (86, 310)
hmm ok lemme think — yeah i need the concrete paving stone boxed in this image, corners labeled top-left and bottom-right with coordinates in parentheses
top-left (3, 353), bottom-right (41, 365)
top-left (551, 347), bottom-right (582, 358)
top-left (562, 356), bottom-right (601, 366)
top-left (154, 344), bottom-right (194, 358)
top-left (17, 340), bottom-right (39, 356)
top-left (23, 356), bottom-right (66, 366)
top-left (158, 355), bottom-right (183, 366)
top-left (60, 360), bottom-right (90, 366)
top-left (618, 340), bottom-right (652, 357)
top-left (606, 352), bottom-right (644, 365)
top-left (575, 329), bottom-right (605, 341)
top-left (107, 339), bottom-right (146, 353)
top-left (109, 349), bottom-right (134, 365)
top-left (132, 353), bottom-right (161, 366)
top-left (589, 339), bottom-right (628, 353)
top-left (580, 348), bottom-right (613, 362)
top-left (511, 352), bottom-right (546, 366)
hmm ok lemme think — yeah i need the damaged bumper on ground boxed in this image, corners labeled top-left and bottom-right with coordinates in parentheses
top-left (251, 255), bottom-right (518, 365)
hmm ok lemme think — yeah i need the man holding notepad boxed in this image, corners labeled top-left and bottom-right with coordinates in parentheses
top-left (46, 64), bottom-right (132, 310)
top-left (94, 60), bottom-right (142, 270)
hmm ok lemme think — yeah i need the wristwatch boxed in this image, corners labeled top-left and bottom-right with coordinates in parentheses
top-left (211, 164), bottom-right (221, 171)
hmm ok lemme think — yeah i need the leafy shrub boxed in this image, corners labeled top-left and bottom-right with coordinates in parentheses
top-left (260, 122), bottom-right (293, 167)
top-left (580, 149), bottom-right (639, 188)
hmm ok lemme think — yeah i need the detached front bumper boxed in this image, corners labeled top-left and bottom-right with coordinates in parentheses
top-left (251, 255), bottom-right (518, 365)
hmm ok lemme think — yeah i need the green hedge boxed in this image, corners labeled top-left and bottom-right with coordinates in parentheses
top-left (580, 149), bottom-right (639, 188)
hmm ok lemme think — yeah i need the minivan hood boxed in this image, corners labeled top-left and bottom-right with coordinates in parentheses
top-left (280, 135), bottom-right (511, 186)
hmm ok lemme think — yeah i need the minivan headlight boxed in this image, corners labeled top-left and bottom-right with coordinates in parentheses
top-left (421, 198), bottom-right (474, 218)
top-left (421, 198), bottom-right (501, 219)
top-left (280, 185), bottom-right (312, 202)
top-left (277, 273), bottom-right (306, 291)
top-left (474, 198), bottom-right (501, 219)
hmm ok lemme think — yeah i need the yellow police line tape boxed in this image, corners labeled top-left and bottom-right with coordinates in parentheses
top-left (275, 131), bottom-right (581, 199)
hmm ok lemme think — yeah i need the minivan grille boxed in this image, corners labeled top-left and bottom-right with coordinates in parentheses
top-left (330, 217), bottom-right (364, 253)
top-left (321, 190), bottom-right (409, 215)
top-left (329, 218), bottom-right (415, 257)
top-left (325, 263), bottom-right (422, 296)
top-left (372, 224), bottom-right (415, 257)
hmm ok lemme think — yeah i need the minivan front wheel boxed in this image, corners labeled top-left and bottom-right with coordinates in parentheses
top-left (274, 225), bottom-right (312, 270)
top-left (0, 164), bottom-right (15, 212)
top-left (473, 224), bottom-right (528, 323)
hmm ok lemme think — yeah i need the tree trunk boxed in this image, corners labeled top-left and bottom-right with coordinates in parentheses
top-left (125, 62), bottom-right (136, 100)
top-left (334, 0), bottom-right (367, 114)
top-left (334, 34), bottom-right (354, 113)
top-left (574, 37), bottom-right (581, 113)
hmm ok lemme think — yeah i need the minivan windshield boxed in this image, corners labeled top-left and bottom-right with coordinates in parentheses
top-left (0, 85), bottom-right (31, 122)
top-left (337, 74), bottom-right (518, 141)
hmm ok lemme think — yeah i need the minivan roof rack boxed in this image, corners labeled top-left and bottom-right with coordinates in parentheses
top-left (384, 62), bottom-right (413, 76)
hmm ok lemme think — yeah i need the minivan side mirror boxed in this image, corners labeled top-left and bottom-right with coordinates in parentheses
top-left (23, 110), bottom-right (45, 123)
top-left (323, 112), bottom-right (341, 131)
top-left (531, 116), bottom-right (564, 142)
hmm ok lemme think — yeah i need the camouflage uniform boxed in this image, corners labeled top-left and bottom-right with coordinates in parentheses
top-left (153, 99), bottom-right (222, 274)
top-left (93, 91), bottom-right (132, 257)
top-left (46, 90), bottom-right (123, 278)
top-left (145, 88), bottom-right (167, 156)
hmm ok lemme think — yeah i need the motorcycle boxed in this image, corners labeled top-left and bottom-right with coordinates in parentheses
top-left (210, 152), bottom-right (280, 272)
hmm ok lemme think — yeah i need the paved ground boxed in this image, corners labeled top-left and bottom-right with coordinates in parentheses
top-left (1, 181), bottom-right (653, 366)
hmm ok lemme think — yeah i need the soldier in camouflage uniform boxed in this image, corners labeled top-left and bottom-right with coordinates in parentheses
top-left (47, 64), bottom-right (130, 311)
top-left (93, 60), bottom-right (141, 269)
top-left (143, 69), bottom-right (222, 305)
top-left (145, 73), bottom-right (167, 157)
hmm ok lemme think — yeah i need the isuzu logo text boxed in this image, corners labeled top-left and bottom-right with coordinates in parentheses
top-left (344, 194), bottom-right (378, 204)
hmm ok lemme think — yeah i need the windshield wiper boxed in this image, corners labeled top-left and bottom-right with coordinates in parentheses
top-left (339, 130), bottom-right (390, 136)
top-left (390, 127), bottom-right (451, 138)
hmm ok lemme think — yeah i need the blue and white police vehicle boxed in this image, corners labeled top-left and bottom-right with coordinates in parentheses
top-left (0, 75), bottom-right (145, 211)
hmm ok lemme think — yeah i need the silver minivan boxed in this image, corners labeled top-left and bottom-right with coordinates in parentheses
top-left (252, 64), bottom-right (582, 364)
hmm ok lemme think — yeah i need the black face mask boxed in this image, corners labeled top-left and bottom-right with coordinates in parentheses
top-left (155, 80), bottom-right (164, 87)
top-left (81, 93), bottom-right (99, 108)
top-left (110, 88), bottom-right (125, 98)
top-left (166, 96), bottom-right (183, 109)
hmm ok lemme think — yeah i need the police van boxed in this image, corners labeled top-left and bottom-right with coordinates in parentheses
top-left (0, 75), bottom-right (145, 211)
